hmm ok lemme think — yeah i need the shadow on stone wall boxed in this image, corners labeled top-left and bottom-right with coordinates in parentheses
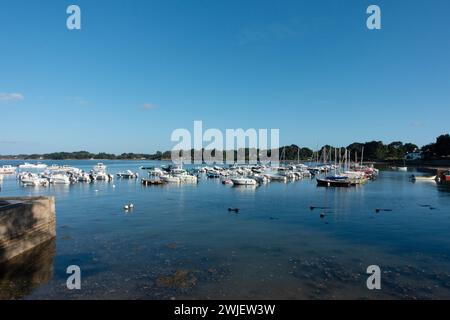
top-left (0, 237), bottom-right (55, 300)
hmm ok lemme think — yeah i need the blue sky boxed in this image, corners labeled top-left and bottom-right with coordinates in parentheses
top-left (1, 0), bottom-right (449, 154)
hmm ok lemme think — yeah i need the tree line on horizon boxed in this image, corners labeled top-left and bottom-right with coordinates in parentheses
top-left (1, 134), bottom-right (448, 162)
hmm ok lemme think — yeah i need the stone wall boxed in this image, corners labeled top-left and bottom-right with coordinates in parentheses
top-left (0, 197), bottom-right (56, 264)
top-left (0, 238), bottom-right (55, 299)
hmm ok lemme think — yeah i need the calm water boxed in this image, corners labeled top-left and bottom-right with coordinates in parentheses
top-left (1, 160), bottom-right (450, 299)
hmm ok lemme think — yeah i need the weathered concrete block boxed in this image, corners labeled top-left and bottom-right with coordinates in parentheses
top-left (0, 238), bottom-right (55, 299)
top-left (0, 197), bottom-right (56, 264)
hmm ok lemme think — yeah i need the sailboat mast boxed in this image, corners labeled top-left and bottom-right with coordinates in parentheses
top-left (361, 146), bottom-right (364, 166)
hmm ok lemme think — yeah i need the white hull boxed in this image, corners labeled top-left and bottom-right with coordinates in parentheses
top-left (0, 165), bottom-right (16, 174)
top-left (177, 174), bottom-right (198, 183)
top-left (21, 175), bottom-right (49, 187)
top-left (231, 178), bottom-right (257, 186)
top-left (50, 174), bottom-right (71, 184)
top-left (264, 174), bottom-right (287, 182)
top-left (160, 175), bottom-right (181, 183)
top-left (117, 170), bottom-right (139, 179)
top-left (412, 175), bottom-right (436, 181)
top-left (18, 163), bottom-right (47, 169)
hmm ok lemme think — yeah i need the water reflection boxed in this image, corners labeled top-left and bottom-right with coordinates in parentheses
top-left (0, 238), bottom-right (55, 300)
top-left (231, 185), bottom-right (258, 193)
top-left (437, 183), bottom-right (450, 194)
top-left (1, 160), bottom-right (450, 299)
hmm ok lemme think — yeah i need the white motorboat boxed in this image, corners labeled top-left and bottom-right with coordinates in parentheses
top-left (160, 175), bottom-right (181, 183)
top-left (18, 162), bottom-right (48, 169)
top-left (251, 174), bottom-right (269, 184)
top-left (93, 172), bottom-right (113, 181)
top-left (91, 163), bottom-right (113, 181)
top-left (170, 166), bottom-right (187, 175)
top-left (77, 172), bottom-right (92, 182)
top-left (20, 173), bottom-right (49, 187)
top-left (231, 178), bottom-right (257, 186)
top-left (300, 170), bottom-right (312, 178)
top-left (49, 174), bottom-right (71, 184)
top-left (0, 165), bottom-right (16, 174)
top-left (148, 168), bottom-right (164, 176)
top-left (344, 171), bottom-right (366, 179)
top-left (411, 175), bottom-right (437, 181)
top-left (397, 166), bottom-right (408, 172)
top-left (93, 163), bottom-right (107, 172)
top-left (117, 170), bottom-right (139, 179)
top-left (264, 174), bottom-right (287, 182)
top-left (178, 174), bottom-right (198, 183)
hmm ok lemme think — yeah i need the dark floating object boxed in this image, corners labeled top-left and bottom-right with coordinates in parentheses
top-left (320, 212), bottom-right (326, 218)
top-left (228, 208), bottom-right (240, 213)
top-left (310, 206), bottom-right (331, 211)
top-left (419, 204), bottom-right (432, 207)
top-left (269, 217), bottom-right (279, 220)
top-left (375, 208), bottom-right (392, 213)
top-left (429, 207), bottom-right (438, 210)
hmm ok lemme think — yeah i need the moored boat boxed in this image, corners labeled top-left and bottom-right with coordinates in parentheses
top-left (410, 175), bottom-right (437, 181)
top-left (230, 178), bottom-right (257, 186)
top-left (19, 172), bottom-right (49, 187)
top-left (49, 174), bottom-right (71, 185)
top-left (160, 175), bottom-right (181, 183)
top-left (18, 162), bottom-right (47, 169)
top-left (117, 170), bottom-right (139, 179)
top-left (222, 179), bottom-right (233, 185)
top-left (316, 176), bottom-right (352, 187)
top-left (441, 171), bottom-right (450, 182)
top-left (93, 163), bottom-right (107, 172)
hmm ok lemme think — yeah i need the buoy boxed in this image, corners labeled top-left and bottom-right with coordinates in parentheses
top-left (320, 212), bottom-right (326, 218)
top-left (129, 203), bottom-right (134, 209)
top-left (112, 184), bottom-right (116, 188)
top-left (124, 205), bottom-right (129, 210)
top-left (228, 207), bottom-right (239, 213)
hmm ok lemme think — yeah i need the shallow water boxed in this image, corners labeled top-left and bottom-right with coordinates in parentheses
top-left (1, 160), bottom-right (449, 299)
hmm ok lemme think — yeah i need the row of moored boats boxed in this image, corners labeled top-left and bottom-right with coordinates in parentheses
top-left (0, 163), bottom-right (139, 187)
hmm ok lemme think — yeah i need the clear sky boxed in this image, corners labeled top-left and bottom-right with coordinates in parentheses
top-left (1, 0), bottom-right (449, 154)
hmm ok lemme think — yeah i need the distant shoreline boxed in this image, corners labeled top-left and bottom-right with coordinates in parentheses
top-left (374, 159), bottom-right (450, 168)
top-left (1, 158), bottom-right (449, 168)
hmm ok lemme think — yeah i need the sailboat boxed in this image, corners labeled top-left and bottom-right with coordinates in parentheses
top-left (316, 148), bottom-right (352, 187)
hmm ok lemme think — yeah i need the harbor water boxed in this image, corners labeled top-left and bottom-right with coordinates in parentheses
top-left (1, 160), bottom-right (450, 299)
